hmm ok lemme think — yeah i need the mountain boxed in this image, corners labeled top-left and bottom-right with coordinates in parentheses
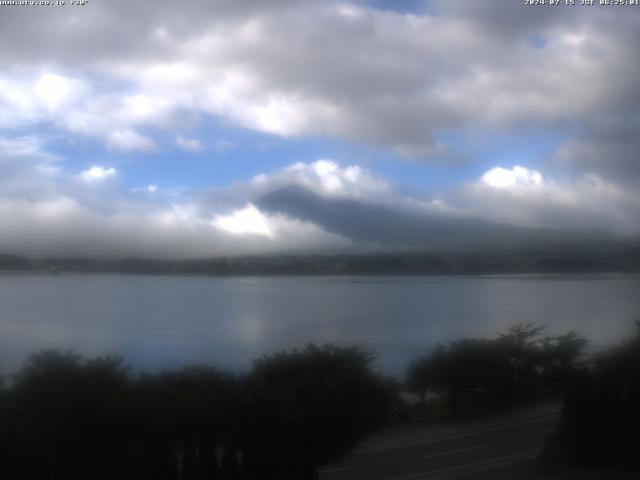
top-left (2, 186), bottom-right (637, 275)
top-left (256, 186), bottom-right (616, 252)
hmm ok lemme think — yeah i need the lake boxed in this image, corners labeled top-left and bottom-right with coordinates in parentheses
top-left (1, 273), bottom-right (639, 377)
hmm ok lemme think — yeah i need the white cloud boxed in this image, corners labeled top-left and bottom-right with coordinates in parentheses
top-left (120, 94), bottom-right (171, 124)
top-left (0, 75), bottom-right (44, 128)
top-left (454, 165), bottom-right (640, 233)
top-left (481, 166), bottom-right (543, 188)
top-left (214, 203), bottom-right (273, 238)
top-left (0, 153), bottom-right (355, 257)
top-left (176, 135), bottom-right (202, 152)
top-left (0, 136), bottom-right (61, 196)
top-left (250, 160), bottom-right (391, 199)
top-left (212, 202), bottom-right (353, 250)
top-left (107, 129), bottom-right (157, 152)
top-left (0, 136), bottom-right (52, 159)
top-left (0, 193), bottom-right (351, 258)
top-left (34, 73), bottom-right (86, 113)
top-left (130, 184), bottom-right (159, 194)
top-left (78, 165), bottom-right (118, 184)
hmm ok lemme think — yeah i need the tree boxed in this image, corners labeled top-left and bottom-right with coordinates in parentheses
top-left (406, 324), bottom-right (587, 417)
top-left (7, 351), bottom-right (132, 480)
top-left (558, 323), bottom-right (640, 470)
top-left (541, 331), bottom-right (588, 393)
top-left (242, 344), bottom-right (392, 479)
top-left (129, 366), bottom-right (243, 480)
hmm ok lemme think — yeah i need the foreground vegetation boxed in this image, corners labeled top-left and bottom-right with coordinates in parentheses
top-left (406, 324), bottom-right (587, 417)
top-left (555, 325), bottom-right (640, 471)
top-left (0, 345), bottom-right (394, 480)
top-left (406, 323), bottom-right (640, 473)
top-left (1, 323), bottom-right (638, 478)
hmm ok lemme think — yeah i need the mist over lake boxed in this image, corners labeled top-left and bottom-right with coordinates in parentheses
top-left (2, 273), bottom-right (639, 377)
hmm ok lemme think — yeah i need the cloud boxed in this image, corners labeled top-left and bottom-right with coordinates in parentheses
top-left (480, 166), bottom-right (543, 189)
top-left (176, 135), bottom-right (202, 152)
top-left (0, 75), bottom-right (44, 128)
top-left (0, 136), bottom-right (61, 196)
top-left (215, 204), bottom-right (273, 238)
top-left (0, 149), bottom-right (355, 258)
top-left (244, 160), bottom-right (640, 244)
top-left (2, 0), bottom-right (639, 162)
top-left (455, 166), bottom-right (640, 234)
top-left (34, 73), bottom-right (87, 113)
top-left (0, 72), bottom-right (89, 129)
top-left (77, 166), bottom-right (118, 184)
top-left (250, 160), bottom-right (391, 199)
top-left (251, 161), bottom-right (640, 248)
top-left (0, 136), bottom-right (54, 159)
top-left (0, 152), bottom-right (639, 257)
top-left (556, 114), bottom-right (640, 183)
top-left (0, 194), bottom-right (351, 259)
top-left (1, 1), bottom-right (640, 255)
top-left (107, 130), bottom-right (157, 152)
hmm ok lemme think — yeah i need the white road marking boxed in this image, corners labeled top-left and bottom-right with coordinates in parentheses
top-left (382, 448), bottom-right (540, 480)
top-left (354, 414), bottom-right (559, 455)
top-left (423, 444), bottom-right (486, 459)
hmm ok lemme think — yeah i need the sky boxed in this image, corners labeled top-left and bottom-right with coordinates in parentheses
top-left (1, 0), bottom-right (640, 257)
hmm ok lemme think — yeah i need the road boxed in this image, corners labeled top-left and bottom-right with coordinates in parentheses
top-left (318, 410), bottom-right (559, 480)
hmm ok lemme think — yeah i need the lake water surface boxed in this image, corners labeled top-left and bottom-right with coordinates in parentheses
top-left (1, 273), bottom-right (639, 376)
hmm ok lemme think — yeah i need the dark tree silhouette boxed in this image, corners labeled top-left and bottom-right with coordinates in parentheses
top-left (128, 366), bottom-right (244, 480)
top-left (4, 351), bottom-right (132, 480)
top-left (0, 345), bottom-right (392, 480)
top-left (540, 331), bottom-right (588, 394)
top-left (557, 322), bottom-right (640, 471)
top-left (242, 345), bottom-right (392, 479)
top-left (406, 324), bottom-right (587, 417)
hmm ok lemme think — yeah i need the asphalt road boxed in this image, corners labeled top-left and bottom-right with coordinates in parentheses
top-left (318, 412), bottom-right (559, 480)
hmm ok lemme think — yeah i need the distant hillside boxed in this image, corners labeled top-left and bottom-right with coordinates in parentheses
top-left (2, 242), bottom-right (640, 275)
top-left (2, 189), bottom-right (639, 276)
top-left (0, 255), bottom-right (31, 271)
